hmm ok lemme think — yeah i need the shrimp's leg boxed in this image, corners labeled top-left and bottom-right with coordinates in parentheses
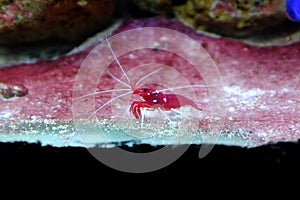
top-left (130, 101), bottom-right (153, 119)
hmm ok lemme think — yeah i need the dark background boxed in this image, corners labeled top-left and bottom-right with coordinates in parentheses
top-left (1, 141), bottom-right (300, 177)
top-left (1, 141), bottom-right (299, 195)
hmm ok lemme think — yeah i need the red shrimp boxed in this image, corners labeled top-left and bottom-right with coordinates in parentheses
top-left (130, 88), bottom-right (201, 119)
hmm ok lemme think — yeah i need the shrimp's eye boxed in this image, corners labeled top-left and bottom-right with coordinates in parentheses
top-left (143, 88), bottom-right (147, 92)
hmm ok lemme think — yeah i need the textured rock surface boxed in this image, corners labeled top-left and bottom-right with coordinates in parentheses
top-left (0, 18), bottom-right (298, 148)
top-left (0, 0), bottom-right (114, 44)
top-left (134, 0), bottom-right (287, 37)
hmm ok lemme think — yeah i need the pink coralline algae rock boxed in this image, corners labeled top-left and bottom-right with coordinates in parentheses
top-left (0, 17), bottom-right (299, 147)
top-left (0, 0), bottom-right (114, 44)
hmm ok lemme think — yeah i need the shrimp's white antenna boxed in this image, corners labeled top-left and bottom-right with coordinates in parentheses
top-left (158, 108), bottom-right (172, 122)
top-left (87, 91), bottom-right (132, 120)
top-left (107, 70), bottom-right (131, 89)
top-left (73, 88), bottom-right (131, 100)
top-left (106, 35), bottom-right (132, 87)
top-left (140, 108), bottom-right (146, 129)
top-left (135, 67), bottom-right (163, 87)
top-left (160, 84), bottom-right (224, 92)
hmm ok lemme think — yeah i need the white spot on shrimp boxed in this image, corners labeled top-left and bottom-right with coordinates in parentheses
top-left (163, 97), bottom-right (167, 103)
top-left (128, 53), bottom-right (135, 60)
top-left (147, 93), bottom-right (150, 96)
top-left (153, 100), bottom-right (158, 103)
